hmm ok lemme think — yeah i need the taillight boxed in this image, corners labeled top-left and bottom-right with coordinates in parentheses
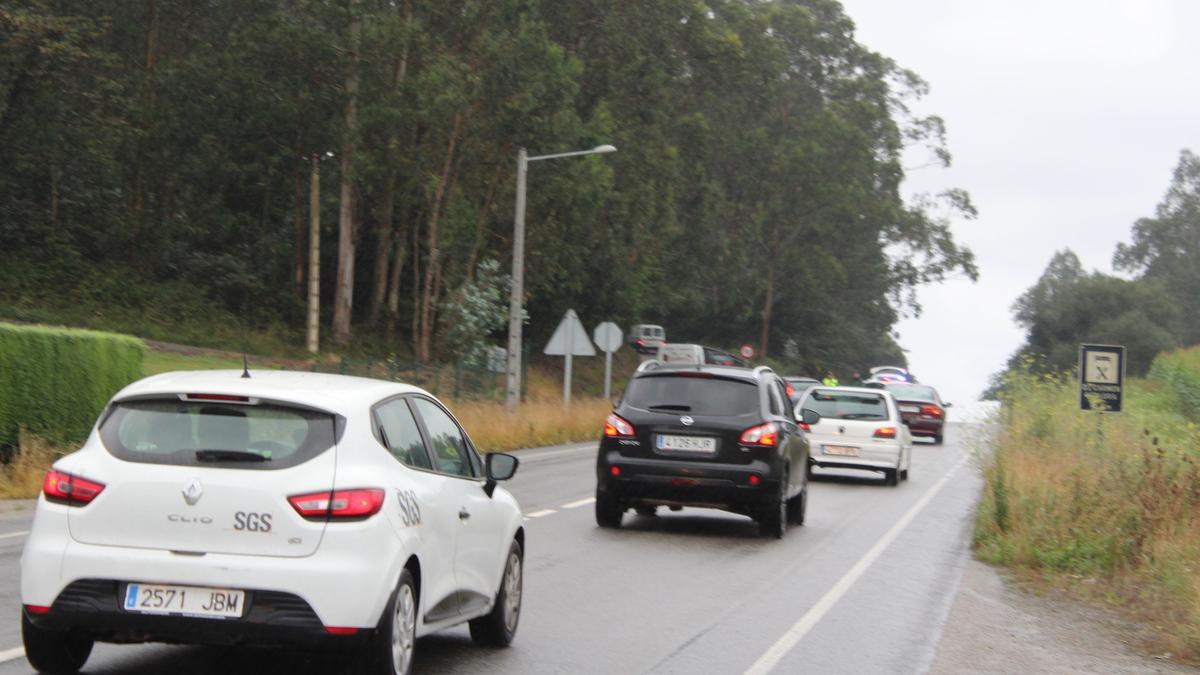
top-left (325, 626), bottom-right (359, 635)
top-left (799, 422), bottom-right (810, 432)
top-left (604, 413), bottom-right (635, 437)
top-left (636, 339), bottom-right (644, 346)
top-left (786, 384), bottom-right (795, 397)
top-left (288, 488), bottom-right (385, 520)
top-left (748, 474), bottom-right (761, 486)
top-left (873, 426), bottom-right (897, 439)
top-left (24, 605), bottom-right (51, 615)
top-left (740, 422), bottom-right (778, 446)
top-left (43, 470), bottom-right (105, 506)
top-left (920, 405), bottom-right (944, 418)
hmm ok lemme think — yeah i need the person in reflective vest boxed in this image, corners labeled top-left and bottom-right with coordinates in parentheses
top-left (822, 371), bottom-right (839, 387)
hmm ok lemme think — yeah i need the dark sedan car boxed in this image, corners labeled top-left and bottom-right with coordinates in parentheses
top-left (595, 362), bottom-right (818, 538)
top-left (885, 383), bottom-right (951, 444)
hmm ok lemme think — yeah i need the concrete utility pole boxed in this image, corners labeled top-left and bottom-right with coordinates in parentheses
top-left (306, 155), bottom-right (321, 354)
top-left (505, 144), bottom-right (617, 409)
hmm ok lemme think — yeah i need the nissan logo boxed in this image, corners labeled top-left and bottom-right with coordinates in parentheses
top-left (680, 415), bottom-right (694, 426)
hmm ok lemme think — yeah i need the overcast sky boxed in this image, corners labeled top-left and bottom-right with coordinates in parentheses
top-left (836, 0), bottom-right (1200, 405)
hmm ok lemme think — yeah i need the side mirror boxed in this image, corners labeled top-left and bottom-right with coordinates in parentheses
top-left (944, 402), bottom-right (953, 408)
top-left (800, 408), bottom-right (821, 426)
top-left (484, 452), bottom-right (519, 497)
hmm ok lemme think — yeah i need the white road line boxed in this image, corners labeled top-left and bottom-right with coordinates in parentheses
top-left (744, 456), bottom-right (968, 675)
top-left (560, 497), bottom-right (595, 509)
top-left (516, 444), bottom-right (595, 463)
top-left (524, 509), bottom-right (557, 518)
top-left (0, 530), bottom-right (29, 540)
top-left (0, 646), bottom-right (24, 664)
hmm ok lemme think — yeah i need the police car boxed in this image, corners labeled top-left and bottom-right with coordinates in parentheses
top-left (20, 370), bottom-right (525, 675)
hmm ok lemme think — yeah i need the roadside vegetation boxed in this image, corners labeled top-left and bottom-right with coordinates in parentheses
top-left (976, 347), bottom-right (1200, 660)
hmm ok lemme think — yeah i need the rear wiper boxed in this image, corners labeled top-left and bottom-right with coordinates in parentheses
top-left (647, 404), bottom-right (692, 411)
top-left (195, 449), bottom-right (271, 462)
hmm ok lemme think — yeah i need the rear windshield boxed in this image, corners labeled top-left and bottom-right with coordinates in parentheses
top-left (99, 399), bottom-right (336, 470)
top-left (802, 390), bottom-right (891, 421)
top-left (887, 384), bottom-right (938, 402)
top-left (624, 375), bottom-right (758, 416)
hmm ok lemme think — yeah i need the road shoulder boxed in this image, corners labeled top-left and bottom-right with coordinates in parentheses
top-left (930, 558), bottom-right (1191, 674)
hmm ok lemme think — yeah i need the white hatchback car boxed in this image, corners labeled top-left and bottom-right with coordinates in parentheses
top-left (20, 370), bottom-right (525, 675)
top-left (796, 386), bottom-right (912, 485)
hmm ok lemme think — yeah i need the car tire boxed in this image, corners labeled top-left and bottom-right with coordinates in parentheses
top-left (758, 476), bottom-right (787, 539)
top-left (595, 491), bottom-right (623, 528)
top-left (786, 486), bottom-right (807, 526)
top-left (22, 611), bottom-right (94, 675)
top-left (884, 468), bottom-right (899, 487)
top-left (932, 433), bottom-right (944, 445)
top-left (900, 468), bottom-right (909, 481)
top-left (470, 538), bottom-right (523, 647)
top-left (360, 568), bottom-right (418, 675)
top-left (635, 505), bottom-right (657, 517)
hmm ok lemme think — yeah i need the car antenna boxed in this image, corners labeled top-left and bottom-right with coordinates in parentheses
top-left (240, 287), bottom-right (252, 379)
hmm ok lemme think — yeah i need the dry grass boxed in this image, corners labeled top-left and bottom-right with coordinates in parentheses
top-left (976, 370), bottom-right (1200, 660)
top-left (450, 397), bottom-right (610, 452)
top-left (0, 431), bottom-right (60, 499)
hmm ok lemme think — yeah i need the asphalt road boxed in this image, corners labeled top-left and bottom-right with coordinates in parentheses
top-left (0, 423), bottom-right (983, 674)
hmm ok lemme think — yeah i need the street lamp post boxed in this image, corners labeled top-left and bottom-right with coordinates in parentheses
top-left (506, 144), bottom-right (617, 409)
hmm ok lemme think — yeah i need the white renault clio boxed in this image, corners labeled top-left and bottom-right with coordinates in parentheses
top-left (20, 370), bottom-right (525, 675)
top-left (796, 386), bottom-right (913, 486)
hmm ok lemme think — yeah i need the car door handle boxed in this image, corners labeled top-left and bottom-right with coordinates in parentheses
top-left (458, 509), bottom-right (471, 521)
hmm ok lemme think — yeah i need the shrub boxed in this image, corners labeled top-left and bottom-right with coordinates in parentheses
top-left (0, 322), bottom-right (144, 450)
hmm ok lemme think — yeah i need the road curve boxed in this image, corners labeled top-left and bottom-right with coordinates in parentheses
top-left (0, 424), bottom-right (983, 674)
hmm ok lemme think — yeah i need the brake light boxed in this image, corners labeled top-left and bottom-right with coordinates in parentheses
top-left (636, 339), bottom-right (644, 346)
top-left (604, 413), bottom-right (635, 437)
top-left (786, 384), bottom-right (795, 397)
top-left (611, 466), bottom-right (621, 476)
top-left (186, 393), bottom-right (250, 402)
top-left (24, 605), bottom-right (51, 615)
top-left (920, 405), bottom-right (944, 418)
top-left (43, 470), bottom-right (105, 506)
top-left (873, 426), bottom-right (897, 439)
top-left (288, 488), bottom-right (385, 520)
top-left (740, 422), bottom-right (778, 446)
top-left (748, 474), bottom-right (761, 486)
top-left (799, 422), bottom-right (810, 432)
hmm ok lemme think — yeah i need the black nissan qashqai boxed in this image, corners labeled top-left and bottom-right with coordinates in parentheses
top-left (595, 362), bottom-right (820, 538)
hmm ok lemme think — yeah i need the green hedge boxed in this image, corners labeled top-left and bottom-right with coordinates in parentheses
top-left (1148, 346), bottom-right (1200, 423)
top-left (0, 322), bottom-right (145, 449)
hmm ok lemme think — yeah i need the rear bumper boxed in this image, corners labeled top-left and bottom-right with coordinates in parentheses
top-left (809, 437), bottom-right (901, 471)
top-left (24, 580), bottom-right (368, 648)
top-left (900, 416), bottom-right (944, 436)
top-left (21, 503), bottom-right (404, 638)
top-left (597, 450), bottom-right (780, 512)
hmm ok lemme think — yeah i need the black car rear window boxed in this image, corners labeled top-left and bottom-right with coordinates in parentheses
top-left (624, 374), bottom-right (758, 416)
top-left (99, 399), bottom-right (336, 470)
top-left (803, 390), bottom-right (890, 421)
top-left (887, 384), bottom-right (938, 402)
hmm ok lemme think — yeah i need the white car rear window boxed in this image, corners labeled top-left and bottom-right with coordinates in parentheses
top-left (99, 399), bottom-right (336, 470)
top-left (803, 390), bottom-right (890, 421)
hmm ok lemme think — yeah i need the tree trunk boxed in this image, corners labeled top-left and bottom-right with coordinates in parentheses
top-left (331, 4), bottom-right (363, 346)
top-left (418, 111), bottom-right (463, 362)
top-left (464, 163), bottom-right (502, 282)
top-left (368, 185), bottom-right (395, 323)
top-left (292, 168), bottom-right (305, 298)
top-left (368, 3), bottom-right (413, 324)
top-left (759, 262), bottom-right (774, 360)
top-left (411, 221), bottom-right (421, 358)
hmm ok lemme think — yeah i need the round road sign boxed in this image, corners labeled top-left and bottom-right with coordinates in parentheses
top-left (739, 344), bottom-right (755, 360)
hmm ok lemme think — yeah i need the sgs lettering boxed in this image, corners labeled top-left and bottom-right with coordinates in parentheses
top-left (233, 511), bottom-right (273, 533)
top-left (396, 489), bottom-right (422, 527)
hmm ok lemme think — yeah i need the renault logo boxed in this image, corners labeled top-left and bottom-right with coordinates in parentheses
top-left (680, 415), bottom-right (694, 426)
top-left (182, 478), bottom-right (204, 506)
top-left (838, 426), bottom-right (846, 434)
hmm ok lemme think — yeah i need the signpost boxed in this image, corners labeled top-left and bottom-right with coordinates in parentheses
top-left (593, 322), bottom-right (623, 400)
top-left (1079, 343), bottom-right (1125, 413)
top-left (544, 309), bottom-right (596, 404)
